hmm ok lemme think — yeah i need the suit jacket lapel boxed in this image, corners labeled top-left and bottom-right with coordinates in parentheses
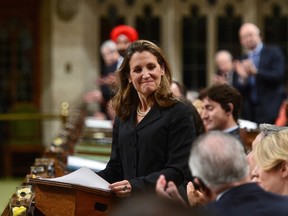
top-left (124, 106), bottom-right (163, 130)
top-left (136, 106), bottom-right (162, 130)
top-left (258, 45), bottom-right (266, 68)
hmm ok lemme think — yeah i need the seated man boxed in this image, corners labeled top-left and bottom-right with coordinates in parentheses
top-left (156, 131), bottom-right (288, 215)
top-left (198, 84), bottom-right (243, 142)
top-left (213, 50), bottom-right (235, 86)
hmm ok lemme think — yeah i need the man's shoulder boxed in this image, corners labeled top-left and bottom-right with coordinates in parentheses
top-left (262, 44), bottom-right (283, 55)
top-left (207, 183), bottom-right (288, 215)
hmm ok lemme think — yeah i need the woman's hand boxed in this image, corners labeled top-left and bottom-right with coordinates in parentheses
top-left (109, 180), bottom-right (132, 198)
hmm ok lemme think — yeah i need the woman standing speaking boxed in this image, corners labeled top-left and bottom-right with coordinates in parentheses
top-left (98, 40), bottom-right (198, 198)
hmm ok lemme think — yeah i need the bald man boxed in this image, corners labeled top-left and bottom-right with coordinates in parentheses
top-left (213, 50), bottom-right (235, 85)
top-left (234, 22), bottom-right (286, 125)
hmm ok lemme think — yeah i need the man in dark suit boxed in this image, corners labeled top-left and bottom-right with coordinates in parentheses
top-left (234, 22), bottom-right (286, 124)
top-left (189, 131), bottom-right (288, 216)
top-left (83, 40), bottom-right (123, 120)
top-left (198, 84), bottom-right (243, 143)
top-left (213, 50), bottom-right (235, 86)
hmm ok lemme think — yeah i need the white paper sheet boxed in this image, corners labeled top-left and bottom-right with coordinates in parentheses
top-left (85, 117), bottom-right (112, 129)
top-left (43, 167), bottom-right (110, 191)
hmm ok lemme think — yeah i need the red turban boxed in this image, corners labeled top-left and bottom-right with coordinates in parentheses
top-left (110, 25), bottom-right (139, 42)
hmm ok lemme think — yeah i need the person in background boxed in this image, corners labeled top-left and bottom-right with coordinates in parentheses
top-left (170, 80), bottom-right (186, 98)
top-left (234, 22), bottom-right (286, 124)
top-left (198, 84), bottom-right (243, 143)
top-left (97, 40), bottom-right (197, 198)
top-left (213, 50), bottom-right (235, 86)
top-left (83, 40), bottom-right (122, 120)
top-left (170, 80), bottom-right (205, 137)
top-left (110, 25), bottom-right (139, 57)
top-left (171, 80), bottom-right (203, 115)
top-left (274, 99), bottom-right (288, 126)
top-left (191, 98), bottom-right (203, 116)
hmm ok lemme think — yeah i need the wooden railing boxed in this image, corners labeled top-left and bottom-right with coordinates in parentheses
top-left (0, 102), bottom-right (69, 123)
top-left (0, 102), bottom-right (70, 177)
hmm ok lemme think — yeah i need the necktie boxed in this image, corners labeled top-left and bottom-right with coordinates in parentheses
top-left (251, 52), bottom-right (259, 68)
top-left (249, 52), bottom-right (258, 103)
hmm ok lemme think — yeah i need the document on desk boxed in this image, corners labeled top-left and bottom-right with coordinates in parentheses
top-left (38, 167), bottom-right (110, 192)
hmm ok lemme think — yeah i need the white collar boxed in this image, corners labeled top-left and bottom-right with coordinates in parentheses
top-left (216, 187), bottom-right (232, 201)
top-left (223, 125), bottom-right (239, 133)
top-left (249, 42), bottom-right (263, 56)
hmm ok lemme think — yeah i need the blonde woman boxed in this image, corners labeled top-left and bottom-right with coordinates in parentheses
top-left (253, 128), bottom-right (288, 195)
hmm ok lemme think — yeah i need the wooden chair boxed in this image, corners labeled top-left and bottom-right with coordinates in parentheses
top-left (239, 128), bottom-right (259, 153)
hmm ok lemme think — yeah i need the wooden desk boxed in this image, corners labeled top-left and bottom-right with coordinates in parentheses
top-left (1, 110), bottom-right (116, 216)
top-left (35, 185), bottom-right (115, 216)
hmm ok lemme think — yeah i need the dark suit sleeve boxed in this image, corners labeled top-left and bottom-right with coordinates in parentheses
top-left (97, 118), bottom-right (124, 183)
top-left (256, 46), bottom-right (285, 83)
top-left (129, 106), bottom-right (196, 192)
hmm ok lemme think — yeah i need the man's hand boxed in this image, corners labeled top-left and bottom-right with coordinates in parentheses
top-left (234, 60), bottom-right (249, 80)
top-left (155, 175), bottom-right (186, 206)
top-left (187, 181), bottom-right (209, 207)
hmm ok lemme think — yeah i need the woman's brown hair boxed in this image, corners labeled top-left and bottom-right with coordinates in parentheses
top-left (111, 40), bottom-right (176, 120)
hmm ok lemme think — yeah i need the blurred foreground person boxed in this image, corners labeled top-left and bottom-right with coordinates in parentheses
top-left (109, 193), bottom-right (208, 216)
top-left (189, 131), bottom-right (288, 216)
top-left (253, 127), bottom-right (288, 195)
top-left (247, 124), bottom-right (288, 182)
top-left (157, 131), bottom-right (288, 216)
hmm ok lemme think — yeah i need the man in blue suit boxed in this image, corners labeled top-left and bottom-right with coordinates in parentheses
top-left (189, 131), bottom-right (288, 216)
top-left (234, 22), bottom-right (286, 125)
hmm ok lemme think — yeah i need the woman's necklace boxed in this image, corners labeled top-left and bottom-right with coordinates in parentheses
top-left (137, 106), bottom-right (151, 117)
